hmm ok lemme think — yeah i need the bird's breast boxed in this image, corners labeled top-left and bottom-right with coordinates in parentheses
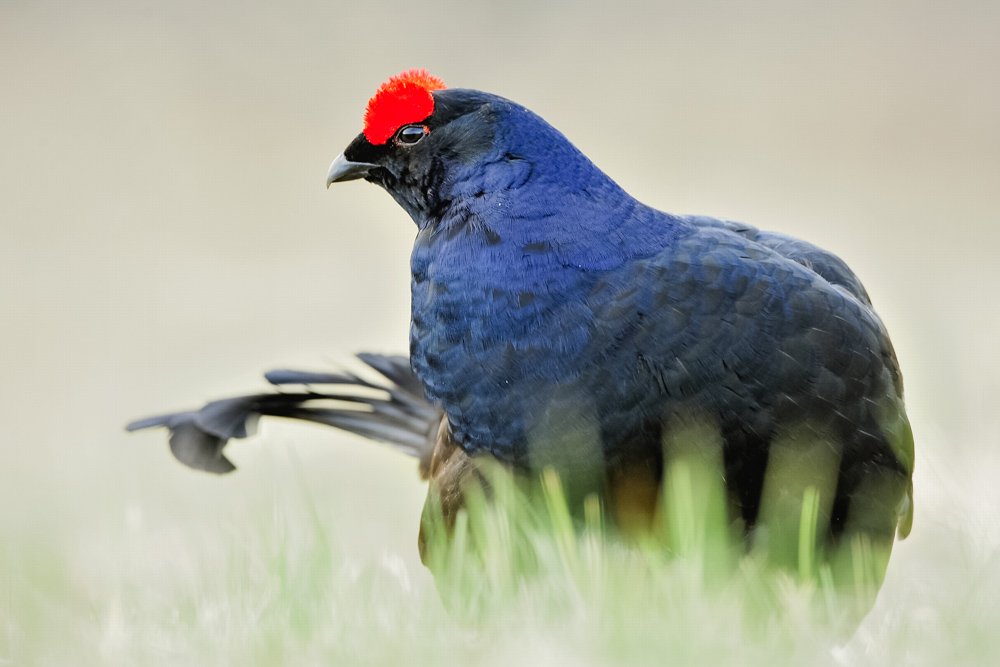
top-left (409, 223), bottom-right (597, 461)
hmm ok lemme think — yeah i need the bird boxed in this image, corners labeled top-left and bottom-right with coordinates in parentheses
top-left (129, 69), bottom-right (914, 599)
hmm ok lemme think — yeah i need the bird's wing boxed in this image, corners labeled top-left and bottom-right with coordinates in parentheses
top-left (684, 215), bottom-right (873, 306)
top-left (723, 224), bottom-right (916, 535)
top-left (749, 231), bottom-right (873, 306)
top-left (585, 226), bottom-right (913, 534)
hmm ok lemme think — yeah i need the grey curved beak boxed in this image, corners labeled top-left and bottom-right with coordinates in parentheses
top-left (326, 153), bottom-right (377, 188)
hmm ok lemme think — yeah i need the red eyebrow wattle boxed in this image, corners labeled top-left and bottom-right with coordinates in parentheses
top-left (363, 69), bottom-right (447, 145)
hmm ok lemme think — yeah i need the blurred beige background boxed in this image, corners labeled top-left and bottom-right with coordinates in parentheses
top-left (2, 0), bottom-right (998, 621)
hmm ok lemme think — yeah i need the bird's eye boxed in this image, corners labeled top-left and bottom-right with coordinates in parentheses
top-left (395, 125), bottom-right (427, 146)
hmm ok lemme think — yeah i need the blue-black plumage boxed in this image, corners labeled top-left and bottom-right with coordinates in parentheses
top-left (131, 71), bottom-right (914, 599)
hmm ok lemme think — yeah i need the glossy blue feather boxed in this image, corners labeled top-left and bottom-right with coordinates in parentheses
top-left (405, 92), bottom-right (905, 480)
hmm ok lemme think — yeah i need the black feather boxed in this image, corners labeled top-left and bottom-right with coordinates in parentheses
top-left (127, 353), bottom-right (440, 474)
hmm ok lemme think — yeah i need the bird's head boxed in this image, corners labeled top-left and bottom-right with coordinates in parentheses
top-left (327, 69), bottom-right (615, 228)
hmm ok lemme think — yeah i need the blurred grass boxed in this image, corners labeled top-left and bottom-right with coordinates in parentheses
top-left (422, 427), bottom-right (891, 632)
top-left (3, 436), bottom-right (999, 666)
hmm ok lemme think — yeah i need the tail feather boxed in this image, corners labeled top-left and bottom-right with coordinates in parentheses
top-left (356, 352), bottom-right (427, 396)
top-left (127, 353), bottom-right (441, 475)
top-left (293, 410), bottom-right (430, 454)
top-left (264, 369), bottom-right (360, 386)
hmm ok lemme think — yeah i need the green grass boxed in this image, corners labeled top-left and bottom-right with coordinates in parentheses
top-left (420, 436), bottom-right (888, 633)
top-left (2, 438), bottom-right (998, 666)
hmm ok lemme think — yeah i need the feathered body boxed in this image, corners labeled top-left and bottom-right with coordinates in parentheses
top-left (349, 88), bottom-right (911, 536)
top-left (130, 71), bottom-right (913, 581)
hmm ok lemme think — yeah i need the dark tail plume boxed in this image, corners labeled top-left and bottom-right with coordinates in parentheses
top-left (126, 353), bottom-right (441, 475)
